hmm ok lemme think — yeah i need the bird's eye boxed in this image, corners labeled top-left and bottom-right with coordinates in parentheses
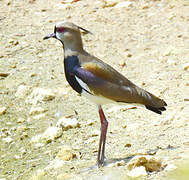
top-left (56, 27), bottom-right (64, 33)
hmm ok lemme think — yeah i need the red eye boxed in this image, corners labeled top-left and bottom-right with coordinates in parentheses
top-left (56, 27), bottom-right (64, 33)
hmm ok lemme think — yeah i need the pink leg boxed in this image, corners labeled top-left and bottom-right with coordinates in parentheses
top-left (97, 105), bottom-right (108, 167)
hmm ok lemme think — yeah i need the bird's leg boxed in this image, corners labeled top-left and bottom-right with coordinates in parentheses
top-left (97, 105), bottom-right (108, 167)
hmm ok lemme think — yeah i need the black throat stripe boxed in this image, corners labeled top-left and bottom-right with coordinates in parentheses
top-left (64, 56), bottom-right (82, 94)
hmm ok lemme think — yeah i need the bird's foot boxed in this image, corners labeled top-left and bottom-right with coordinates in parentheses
top-left (97, 159), bottom-right (105, 167)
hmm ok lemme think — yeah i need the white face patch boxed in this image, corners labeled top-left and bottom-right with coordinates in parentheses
top-left (55, 32), bottom-right (62, 41)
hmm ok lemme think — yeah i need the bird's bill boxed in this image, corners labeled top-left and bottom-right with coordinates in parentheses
top-left (43, 32), bottom-right (56, 40)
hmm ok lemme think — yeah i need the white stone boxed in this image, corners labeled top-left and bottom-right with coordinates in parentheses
top-left (45, 159), bottom-right (65, 170)
top-left (115, 1), bottom-right (133, 8)
top-left (164, 164), bottom-right (177, 171)
top-left (17, 117), bottom-right (25, 123)
top-left (0, 106), bottom-right (7, 115)
top-left (2, 137), bottom-right (13, 144)
top-left (183, 62), bottom-right (189, 71)
top-left (56, 145), bottom-right (76, 161)
top-left (57, 117), bottom-right (80, 130)
top-left (31, 126), bottom-right (63, 144)
top-left (32, 113), bottom-right (46, 120)
top-left (25, 88), bottom-right (55, 105)
top-left (127, 166), bottom-right (147, 178)
top-left (15, 85), bottom-right (30, 98)
top-left (167, 59), bottom-right (176, 65)
top-left (163, 46), bottom-right (178, 56)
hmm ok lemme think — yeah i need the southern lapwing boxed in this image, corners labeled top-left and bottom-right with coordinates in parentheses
top-left (43, 22), bottom-right (167, 167)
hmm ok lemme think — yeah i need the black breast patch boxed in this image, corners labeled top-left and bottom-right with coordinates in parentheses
top-left (64, 56), bottom-right (82, 94)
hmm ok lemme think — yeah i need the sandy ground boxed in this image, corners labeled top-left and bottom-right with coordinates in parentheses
top-left (0, 0), bottom-right (189, 179)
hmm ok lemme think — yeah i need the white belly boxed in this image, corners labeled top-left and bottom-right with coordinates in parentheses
top-left (82, 90), bottom-right (115, 105)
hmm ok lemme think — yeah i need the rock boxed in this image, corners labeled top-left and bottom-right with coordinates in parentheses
top-left (17, 125), bottom-right (28, 133)
top-left (90, 129), bottom-right (99, 137)
top-left (127, 166), bottom-right (147, 178)
top-left (102, 0), bottom-right (118, 8)
top-left (26, 88), bottom-right (55, 105)
top-left (57, 173), bottom-right (71, 180)
top-left (15, 85), bottom-right (31, 98)
top-left (2, 137), bottom-right (13, 144)
top-left (125, 143), bottom-right (131, 148)
top-left (29, 169), bottom-right (47, 180)
top-left (17, 117), bottom-right (26, 123)
top-left (127, 155), bottom-right (162, 172)
top-left (0, 106), bottom-right (7, 115)
top-left (31, 126), bottom-right (63, 144)
top-left (183, 62), bottom-right (189, 71)
top-left (0, 72), bottom-right (9, 77)
top-left (29, 106), bottom-right (46, 115)
top-left (56, 145), bottom-right (76, 161)
top-left (57, 116), bottom-right (80, 130)
top-left (56, 3), bottom-right (72, 10)
top-left (45, 159), bottom-right (65, 170)
top-left (164, 164), bottom-right (177, 171)
top-left (167, 59), bottom-right (176, 65)
top-left (32, 113), bottom-right (46, 120)
top-left (20, 147), bottom-right (27, 156)
top-left (119, 59), bottom-right (126, 67)
top-left (183, 140), bottom-right (189, 146)
top-left (163, 46), bottom-right (178, 56)
top-left (29, 73), bottom-right (37, 77)
top-left (42, 126), bottom-right (62, 143)
top-left (115, 1), bottom-right (133, 8)
top-left (53, 87), bottom-right (69, 97)
top-left (115, 160), bottom-right (126, 167)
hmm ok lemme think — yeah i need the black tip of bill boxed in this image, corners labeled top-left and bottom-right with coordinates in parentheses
top-left (43, 32), bottom-right (56, 40)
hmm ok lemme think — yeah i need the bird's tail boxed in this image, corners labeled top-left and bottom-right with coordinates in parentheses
top-left (144, 92), bottom-right (167, 114)
top-left (136, 87), bottom-right (167, 114)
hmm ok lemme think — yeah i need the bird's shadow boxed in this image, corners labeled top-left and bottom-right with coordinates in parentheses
top-left (79, 145), bottom-right (178, 173)
top-left (79, 155), bottom-right (134, 173)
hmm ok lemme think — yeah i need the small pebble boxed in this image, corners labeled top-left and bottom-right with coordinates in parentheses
top-left (125, 143), bottom-right (131, 148)
top-left (15, 85), bottom-right (31, 98)
top-left (17, 117), bottom-right (26, 123)
top-left (31, 126), bottom-right (63, 144)
top-left (0, 72), bottom-right (9, 77)
top-left (0, 106), bottom-right (7, 115)
top-left (183, 62), bottom-right (189, 71)
top-left (115, 1), bottom-right (133, 8)
top-left (29, 106), bottom-right (46, 115)
top-left (2, 137), bottom-right (13, 144)
top-left (56, 145), bottom-right (76, 161)
top-left (127, 166), bottom-right (147, 178)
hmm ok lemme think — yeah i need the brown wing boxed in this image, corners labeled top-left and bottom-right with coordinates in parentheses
top-left (76, 54), bottom-right (167, 114)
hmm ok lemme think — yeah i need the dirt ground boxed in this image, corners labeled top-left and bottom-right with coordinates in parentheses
top-left (0, 0), bottom-right (189, 179)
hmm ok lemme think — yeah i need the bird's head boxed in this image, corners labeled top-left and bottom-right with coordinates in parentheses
top-left (43, 22), bottom-right (91, 52)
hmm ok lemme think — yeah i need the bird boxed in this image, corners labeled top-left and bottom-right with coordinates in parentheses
top-left (43, 22), bottom-right (167, 167)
